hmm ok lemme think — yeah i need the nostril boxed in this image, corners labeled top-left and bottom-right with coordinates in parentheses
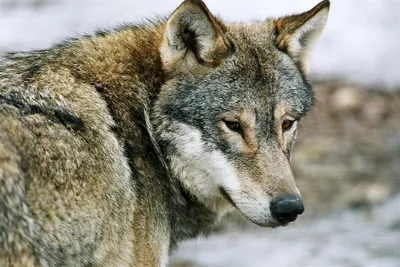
top-left (270, 195), bottom-right (304, 223)
top-left (298, 201), bottom-right (305, 215)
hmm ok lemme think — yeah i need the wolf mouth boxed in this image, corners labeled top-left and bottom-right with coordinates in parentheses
top-left (218, 186), bottom-right (238, 209)
top-left (218, 186), bottom-right (291, 228)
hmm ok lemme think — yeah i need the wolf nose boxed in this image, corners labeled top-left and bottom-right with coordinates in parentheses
top-left (270, 195), bottom-right (304, 223)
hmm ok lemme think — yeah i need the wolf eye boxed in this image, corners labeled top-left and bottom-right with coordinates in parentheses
top-left (223, 120), bottom-right (242, 134)
top-left (282, 120), bottom-right (295, 131)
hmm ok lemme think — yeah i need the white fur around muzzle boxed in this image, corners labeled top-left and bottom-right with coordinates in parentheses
top-left (163, 122), bottom-right (275, 225)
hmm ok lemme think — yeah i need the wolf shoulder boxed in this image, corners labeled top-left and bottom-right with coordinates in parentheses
top-left (0, 50), bottom-right (135, 266)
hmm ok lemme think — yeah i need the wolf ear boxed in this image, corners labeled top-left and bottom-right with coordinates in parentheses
top-left (161, 0), bottom-right (233, 74)
top-left (275, 0), bottom-right (330, 73)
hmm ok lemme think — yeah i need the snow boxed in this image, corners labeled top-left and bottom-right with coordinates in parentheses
top-left (1, 0), bottom-right (399, 89)
top-left (170, 196), bottom-right (400, 266)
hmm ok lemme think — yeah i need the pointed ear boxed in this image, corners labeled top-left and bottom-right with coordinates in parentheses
top-left (160, 0), bottom-right (233, 74)
top-left (275, 0), bottom-right (330, 73)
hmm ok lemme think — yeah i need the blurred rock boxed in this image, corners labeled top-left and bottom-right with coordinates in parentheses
top-left (344, 183), bottom-right (391, 209)
top-left (291, 81), bottom-right (400, 215)
top-left (363, 95), bottom-right (388, 123)
top-left (331, 86), bottom-right (362, 112)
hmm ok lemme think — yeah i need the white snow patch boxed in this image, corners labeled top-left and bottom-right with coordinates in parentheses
top-left (170, 195), bottom-right (400, 267)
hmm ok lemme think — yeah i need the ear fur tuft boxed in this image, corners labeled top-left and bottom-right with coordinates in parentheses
top-left (161, 0), bottom-right (233, 74)
top-left (276, 0), bottom-right (330, 73)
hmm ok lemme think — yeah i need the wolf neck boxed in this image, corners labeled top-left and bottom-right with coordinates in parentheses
top-left (63, 25), bottom-right (220, 253)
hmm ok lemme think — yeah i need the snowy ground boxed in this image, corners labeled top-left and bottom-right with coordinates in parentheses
top-left (170, 196), bottom-right (400, 267)
top-left (1, 0), bottom-right (400, 89)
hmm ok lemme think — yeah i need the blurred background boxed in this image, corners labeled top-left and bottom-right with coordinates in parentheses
top-left (1, 0), bottom-right (399, 266)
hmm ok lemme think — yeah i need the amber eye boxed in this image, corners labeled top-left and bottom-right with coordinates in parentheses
top-left (224, 120), bottom-right (242, 134)
top-left (282, 120), bottom-right (295, 131)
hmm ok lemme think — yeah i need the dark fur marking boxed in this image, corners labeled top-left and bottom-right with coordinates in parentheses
top-left (218, 187), bottom-right (237, 208)
top-left (249, 47), bottom-right (265, 82)
top-left (53, 109), bottom-right (85, 129)
top-left (94, 29), bottom-right (110, 37)
top-left (110, 125), bottom-right (120, 135)
top-left (0, 92), bottom-right (85, 131)
top-left (94, 84), bottom-right (105, 93)
top-left (182, 27), bottom-right (205, 65)
top-left (23, 64), bottom-right (42, 81)
top-left (298, 30), bottom-right (312, 48)
top-left (0, 94), bottom-right (25, 110)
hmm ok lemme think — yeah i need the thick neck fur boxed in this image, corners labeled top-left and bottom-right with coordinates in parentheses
top-left (51, 23), bottom-right (219, 251)
top-left (0, 21), bottom-right (220, 262)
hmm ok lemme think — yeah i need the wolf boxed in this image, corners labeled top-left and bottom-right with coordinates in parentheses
top-left (0, 0), bottom-right (330, 266)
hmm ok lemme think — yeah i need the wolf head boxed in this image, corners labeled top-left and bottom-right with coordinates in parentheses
top-left (152, 0), bottom-right (330, 227)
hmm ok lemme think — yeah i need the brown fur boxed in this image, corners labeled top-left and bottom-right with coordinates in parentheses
top-left (0, 0), bottom-right (330, 266)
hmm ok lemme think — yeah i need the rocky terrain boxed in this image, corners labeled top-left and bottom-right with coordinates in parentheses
top-left (293, 81), bottom-right (400, 215)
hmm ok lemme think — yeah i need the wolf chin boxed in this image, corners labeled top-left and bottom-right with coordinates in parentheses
top-left (0, 0), bottom-right (330, 266)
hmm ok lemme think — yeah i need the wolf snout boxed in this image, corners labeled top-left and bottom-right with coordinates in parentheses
top-left (270, 195), bottom-right (304, 224)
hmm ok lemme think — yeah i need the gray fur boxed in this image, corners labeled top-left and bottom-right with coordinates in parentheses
top-left (0, 0), bottom-right (329, 266)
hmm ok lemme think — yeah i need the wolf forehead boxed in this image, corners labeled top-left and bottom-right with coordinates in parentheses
top-left (231, 23), bottom-right (314, 109)
top-left (165, 22), bottom-right (314, 122)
